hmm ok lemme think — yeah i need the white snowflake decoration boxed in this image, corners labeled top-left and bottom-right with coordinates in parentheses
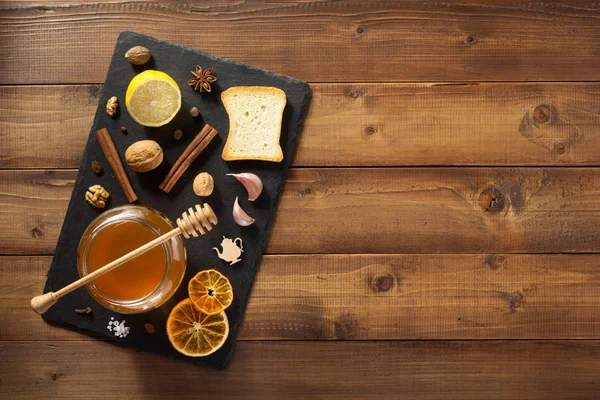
top-left (106, 317), bottom-right (131, 338)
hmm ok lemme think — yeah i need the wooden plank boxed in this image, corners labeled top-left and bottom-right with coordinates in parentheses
top-left (277, 167), bottom-right (600, 253)
top-left (0, 170), bottom-right (73, 254)
top-left (2, 83), bottom-right (600, 168)
top-left (1, 1), bottom-right (600, 84)
top-left (3, 255), bottom-right (599, 341)
top-left (0, 86), bottom-right (99, 169)
top-left (1, 340), bottom-right (599, 399)
top-left (0, 256), bottom-right (88, 341)
top-left (3, 168), bottom-right (600, 254)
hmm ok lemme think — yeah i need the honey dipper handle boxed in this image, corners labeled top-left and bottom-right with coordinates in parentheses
top-left (30, 292), bottom-right (58, 314)
top-left (30, 227), bottom-right (182, 314)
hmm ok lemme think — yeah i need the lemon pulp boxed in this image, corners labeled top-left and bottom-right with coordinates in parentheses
top-left (125, 70), bottom-right (181, 127)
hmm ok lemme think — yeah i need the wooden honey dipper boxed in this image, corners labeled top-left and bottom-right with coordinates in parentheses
top-left (31, 204), bottom-right (218, 314)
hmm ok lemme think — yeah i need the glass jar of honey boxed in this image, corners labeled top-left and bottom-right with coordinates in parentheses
top-left (77, 204), bottom-right (186, 314)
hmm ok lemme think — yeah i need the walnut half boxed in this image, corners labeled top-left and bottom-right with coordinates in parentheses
top-left (86, 185), bottom-right (110, 208)
top-left (106, 96), bottom-right (118, 117)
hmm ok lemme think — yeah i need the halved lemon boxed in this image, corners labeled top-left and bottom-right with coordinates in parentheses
top-left (125, 70), bottom-right (181, 127)
top-left (188, 269), bottom-right (234, 315)
top-left (166, 298), bottom-right (229, 357)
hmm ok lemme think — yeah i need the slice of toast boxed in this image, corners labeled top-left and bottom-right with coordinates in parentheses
top-left (221, 86), bottom-right (286, 162)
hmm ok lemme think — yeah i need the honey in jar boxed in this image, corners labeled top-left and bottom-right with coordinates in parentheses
top-left (78, 205), bottom-right (186, 314)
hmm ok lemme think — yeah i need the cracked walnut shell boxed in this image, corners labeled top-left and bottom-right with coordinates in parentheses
top-left (86, 185), bottom-right (110, 208)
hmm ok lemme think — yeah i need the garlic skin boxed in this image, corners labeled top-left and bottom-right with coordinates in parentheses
top-left (233, 197), bottom-right (255, 226)
top-left (227, 173), bottom-right (263, 201)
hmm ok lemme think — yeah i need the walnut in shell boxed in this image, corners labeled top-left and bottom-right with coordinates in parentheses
top-left (86, 185), bottom-right (110, 208)
top-left (125, 140), bottom-right (163, 172)
top-left (193, 172), bottom-right (214, 196)
top-left (125, 46), bottom-right (151, 65)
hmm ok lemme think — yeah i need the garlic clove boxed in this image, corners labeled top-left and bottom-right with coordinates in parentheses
top-left (233, 197), bottom-right (255, 226)
top-left (227, 173), bottom-right (263, 201)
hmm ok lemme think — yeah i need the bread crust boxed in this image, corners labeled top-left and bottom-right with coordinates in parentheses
top-left (221, 86), bottom-right (286, 162)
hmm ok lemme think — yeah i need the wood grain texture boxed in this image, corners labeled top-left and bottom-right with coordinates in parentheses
top-left (0, 86), bottom-right (99, 169)
top-left (2, 83), bottom-right (600, 168)
top-left (1, 1), bottom-right (600, 84)
top-left (3, 168), bottom-right (600, 254)
top-left (0, 256), bottom-right (89, 341)
top-left (0, 170), bottom-right (73, 254)
top-left (2, 340), bottom-right (599, 399)
top-left (2, 1), bottom-right (599, 398)
top-left (276, 167), bottom-right (600, 253)
top-left (3, 255), bottom-right (599, 341)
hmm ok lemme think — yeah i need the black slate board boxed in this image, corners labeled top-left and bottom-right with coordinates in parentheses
top-left (42, 31), bottom-right (310, 369)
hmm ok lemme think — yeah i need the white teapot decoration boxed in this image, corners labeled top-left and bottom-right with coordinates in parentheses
top-left (213, 237), bottom-right (243, 265)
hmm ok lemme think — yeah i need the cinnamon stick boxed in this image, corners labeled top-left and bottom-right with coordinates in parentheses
top-left (160, 125), bottom-right (218, 193)
top-left (95, 128), bottom-right (138, 202)
top-left (159, 124), bottom-right (213, 190)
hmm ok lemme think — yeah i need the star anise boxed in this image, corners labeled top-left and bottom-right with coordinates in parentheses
top-left (188, 66), bottom-right (217, 92)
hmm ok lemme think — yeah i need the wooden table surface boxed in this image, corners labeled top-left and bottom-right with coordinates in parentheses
top-left (1, 1), bottom-right (600, 399)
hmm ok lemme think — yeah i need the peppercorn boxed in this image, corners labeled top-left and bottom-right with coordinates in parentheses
top-left (190, 107), bottom-right (200, 118)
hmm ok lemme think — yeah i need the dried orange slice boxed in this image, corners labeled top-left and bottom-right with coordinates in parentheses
top-left (188, 269), bottom-right (234, 315)
top-left (166, 298), bottom-right (229, 357)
